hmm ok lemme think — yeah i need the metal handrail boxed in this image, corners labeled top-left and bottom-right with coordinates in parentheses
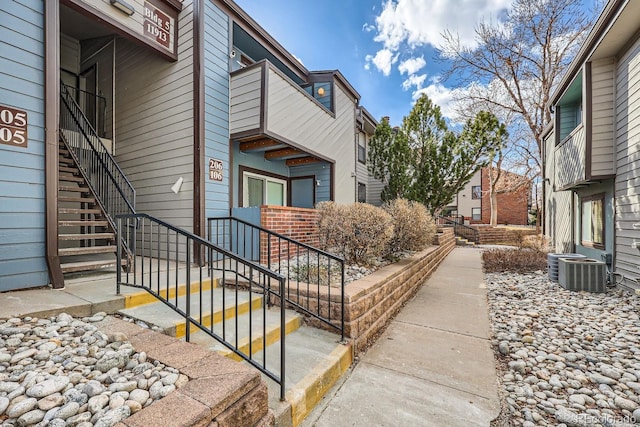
top-left (208, 216), bottom-right (345, 340)
top-left (117, 213), bottom-right (288, 400)
top-left (60, 82), bottom-right (136, 220)
top-left (437, 215), bottom-right (480, 244)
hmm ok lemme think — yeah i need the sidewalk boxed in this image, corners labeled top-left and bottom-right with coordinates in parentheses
top-left (304, 247), bottom-right (500, 426)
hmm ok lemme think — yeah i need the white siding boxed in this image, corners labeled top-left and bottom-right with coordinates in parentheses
top-left (554, 124), bottom-right (586, 189)
top-left (230, 65), bottom-right (261, 133)
top-left (0, 0), bottom-right (49, 290)
top-left (114, 0), bottom-right (194, 231)
top-left (614, 37), bottom-right (640, 287)
top-left (591, 58), bottom-right (616, 177)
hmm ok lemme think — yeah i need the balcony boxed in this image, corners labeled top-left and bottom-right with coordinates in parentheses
top-left (230, 60), bottom-right (341, 164)
top-left (554, 124), bottom-right (586, 190)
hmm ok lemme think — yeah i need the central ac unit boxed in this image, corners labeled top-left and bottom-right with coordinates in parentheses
top-left (558, 258), bottom-right (606, 293)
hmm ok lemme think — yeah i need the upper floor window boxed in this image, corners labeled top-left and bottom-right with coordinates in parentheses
top-left (472, 185), bottom-right (482, 199)
top-left (358, 135), bottom-right (366, 164)
top-left (303, 82), bottom-right (333, 111)
top-left (557, 71), bottom-right (583, 143)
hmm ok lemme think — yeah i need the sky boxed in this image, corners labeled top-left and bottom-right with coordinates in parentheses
top-left (233, 0), bottom-right (518, 126)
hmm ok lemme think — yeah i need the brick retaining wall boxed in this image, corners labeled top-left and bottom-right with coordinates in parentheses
top-left (475, 227), bottom-right (537, 245)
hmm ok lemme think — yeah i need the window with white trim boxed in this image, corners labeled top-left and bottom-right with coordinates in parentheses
top-left (242, 172), bottom-right (287, 207)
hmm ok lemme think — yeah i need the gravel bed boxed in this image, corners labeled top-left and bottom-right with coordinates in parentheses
top-left (487, 271), bottom-right (640, 426)
top-left (0, 313), bottom-right (188, 427)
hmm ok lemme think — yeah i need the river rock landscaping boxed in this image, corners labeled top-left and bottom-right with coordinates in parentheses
top-left (487, 271), bottom-right (640, 426)
top-left (0, 313), bottom-right (187, 427)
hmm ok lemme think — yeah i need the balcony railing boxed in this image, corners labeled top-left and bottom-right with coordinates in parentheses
top-left (554, 124), bottom-right (586, 190)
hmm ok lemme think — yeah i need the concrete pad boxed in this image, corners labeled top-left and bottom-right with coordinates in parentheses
top-left (396, 287), bottom-right (490, 338)
top-left (0, 288), bottom-right (93, 319)
top-left (307, 247), bottom-right (500, 426)
top-left (364, 321), bottom-right (497, 399)
top-left (311, 362), bottom-right (494, 427)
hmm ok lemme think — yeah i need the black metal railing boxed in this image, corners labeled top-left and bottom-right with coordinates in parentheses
top-left (60, 81), bottom-right (136, 245)
top-left (117, 213), bottom-right (288, 399)
top-left (437, 215), bottom-right (480, 244)
top-left (64, 86), bottom-right (108, 137)
top-left (208, 217), bottom-right (345, 341)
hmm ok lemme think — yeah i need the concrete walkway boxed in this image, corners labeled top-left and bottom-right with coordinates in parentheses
top-left (304, 247), bottom-right (500, 427)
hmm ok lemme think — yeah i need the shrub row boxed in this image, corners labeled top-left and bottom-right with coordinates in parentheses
top-left (316, 199), bottom-right (437, 265)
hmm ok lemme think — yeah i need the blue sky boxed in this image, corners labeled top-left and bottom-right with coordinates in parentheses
top-left (234, 0), bottom-right (604, 128)
top-left (234, 0), bottom-right (515, 126)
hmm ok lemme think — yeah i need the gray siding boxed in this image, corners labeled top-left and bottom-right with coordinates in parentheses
top-left (0, 0), bottom-right (48, 290)
top-left (230, 65), bottom-right (261, 134)
top-left (60, 33), bottom-right (80, 74)
top-left (614, 37), bottom-right (640, 287)
top-left (204, 1), bottom-right (230, 217)
top-left (554, 124), bottom-right (586, 189)
top-left (591, 59), bottom-right (615, 177)
top-left (114, 0), bottom-right (194, 231)
top-left (266, 68), bottom-right (356, 203)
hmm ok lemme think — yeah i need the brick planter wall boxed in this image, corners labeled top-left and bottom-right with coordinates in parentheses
top-left (260, 206), bottom-right (320, 264)
top-left (475, 226), bottom-right (537, 245)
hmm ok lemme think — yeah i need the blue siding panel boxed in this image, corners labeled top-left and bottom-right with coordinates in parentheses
top-left (0, 0), bottom-right (48, 290)
top-left (204, 2), bottom-right (231, 219)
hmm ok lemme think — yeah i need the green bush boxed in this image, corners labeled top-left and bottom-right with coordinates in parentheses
top-left (383, 199), bottom-right (436, 254)
top-left (482, 248), bottom-right (548, 273)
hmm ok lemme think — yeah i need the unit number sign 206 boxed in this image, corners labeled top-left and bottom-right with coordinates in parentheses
top-left (0, 105), bottom-right (28, 148)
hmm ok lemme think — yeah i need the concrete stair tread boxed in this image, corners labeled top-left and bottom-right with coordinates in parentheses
top-left (187, 307), bottom-right (302, 355)
top-left (118, 287), bottom-right (262, 336)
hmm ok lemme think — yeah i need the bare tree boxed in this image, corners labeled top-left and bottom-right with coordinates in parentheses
top-left (441, 0), bottom-right (599, 169)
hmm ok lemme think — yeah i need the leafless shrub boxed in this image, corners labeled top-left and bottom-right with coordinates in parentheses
top-left (482, 248), bottom-right (548, 273)
top-left (383, 199), bottom-right (437, 254)
top-left (316, 202), bottom-right (393, 265)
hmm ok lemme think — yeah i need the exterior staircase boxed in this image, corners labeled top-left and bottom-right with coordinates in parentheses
top-left (117, 280), bottom-right (351, 426)
top-left (455, 236), bottom-right (477, 247)
top-left (58, 139), bottom-right (122, 275)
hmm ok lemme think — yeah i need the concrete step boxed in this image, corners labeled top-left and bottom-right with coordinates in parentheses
top-left (117, 282), bottom-right (351, 426)
top-left (118, 286), bottom-right (263, 338)
top-left (59, 245), bottom-right (117, 256)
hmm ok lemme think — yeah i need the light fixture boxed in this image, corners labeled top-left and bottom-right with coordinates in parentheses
top-left (316, 180), bottom-right (321, 187)
top-left (110, 0), bottom-right (135, 16)
top-left (317, 87), bottom-right (325, 96)
top-left (171, 177), bottom-right (184, 194)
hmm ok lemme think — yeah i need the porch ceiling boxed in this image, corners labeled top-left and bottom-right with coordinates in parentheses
top-left (237, 135), bottom-right (324, 166)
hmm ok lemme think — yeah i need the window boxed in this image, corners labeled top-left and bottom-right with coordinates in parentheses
top-left (472, 207), bottom-right (481, 221)
top-left (242, 171), bottom-right (287, 207)
top-left (556, 71), bottom-right (583, 143)
top-left (357, 182), bottom-right (366, 203)
top-left (581, 194), bottom-right (604, 248)
top-left (302, 82), bottom-right (333, 111)
top-left (472, 185), bottom-right (482, 199)
top-left (358, 139), bottom-right (366, 164)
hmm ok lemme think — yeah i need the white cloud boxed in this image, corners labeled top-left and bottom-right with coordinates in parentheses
top-left (373, 0), bottom-right (511, 52)
top-left (362, 23), bottom-right (376, 33)
top-left (398, 56), bottom-right (426, 75)
top-left (402, 73), bottom-right (426, 91)
top-left (365, 49), bottom-right (399, 76)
